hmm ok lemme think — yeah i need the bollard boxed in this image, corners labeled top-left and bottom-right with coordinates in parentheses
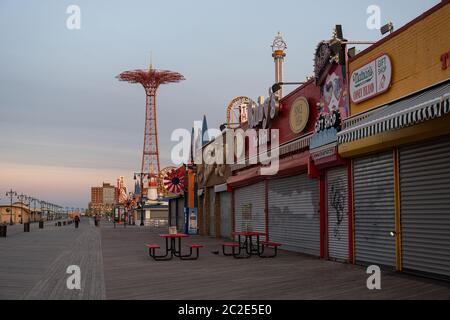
top-left (0, 224), bottom-right (7, 238)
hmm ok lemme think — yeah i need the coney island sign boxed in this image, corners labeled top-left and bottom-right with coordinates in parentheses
top-left (350, 54), bottom-right (392, 104)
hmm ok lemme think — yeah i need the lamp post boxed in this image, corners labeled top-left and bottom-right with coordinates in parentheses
top-left (17, 194), bottom-right (28, 224)
top-left (29, 197), bottom-right (37, 222)
top-left (134, 172), bottom-right (150, 226)
top-left (26, 197), bottom-right (34, 223)
top-left (271, 82), bottom-right (306, 95)
top-left (5, 190), bottom-right (17, 225)
top-left (45, 202), bottom-right (50, 221)
top-left (40, 201), bottom-right (46, 221)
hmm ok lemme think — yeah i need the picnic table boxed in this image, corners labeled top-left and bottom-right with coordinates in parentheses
top-left (232, 231), bottom-right (266, 256)
top-left (223, 232), bottom-right (282, 259)
top-left (147, 234), bottom-right (203, 261)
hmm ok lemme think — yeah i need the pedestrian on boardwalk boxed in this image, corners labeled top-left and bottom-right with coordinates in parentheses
top-left (74, 215), bottom-right (80, 229)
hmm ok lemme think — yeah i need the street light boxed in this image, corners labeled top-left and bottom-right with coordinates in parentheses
top-left (17, 194), bottom-right (28, 224)
top-left (271, 82), bottom-right (306, 94)
top-left (5, 190), bottom-right (17, 225)
top-left (40, 201), bottom-right (46, 221)
top-left (381, 22), bottom-right (394, 36)
top-left (27, 197), bottom-right (35, 223)
top-left (134, 172), bottom-right (151, 226)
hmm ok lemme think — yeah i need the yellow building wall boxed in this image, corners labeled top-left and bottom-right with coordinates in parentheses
top-left (349, 2), bottom-right (450, 116)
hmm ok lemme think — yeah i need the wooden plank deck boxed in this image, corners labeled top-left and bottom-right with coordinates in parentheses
top-left (100, 224), bottom-right (450, 300)
top-left (1, 219), bottom-right (449, 300)
top-left (0, 218), bottom-right (105, 300)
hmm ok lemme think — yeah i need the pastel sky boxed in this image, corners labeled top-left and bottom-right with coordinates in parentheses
top-left (0, 0), bottom-right (439, 208)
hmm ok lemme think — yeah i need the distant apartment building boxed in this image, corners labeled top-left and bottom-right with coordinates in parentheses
top-left (91, 187), bottom-right (103, 204)
top-left (88, 183), bottom-right (117, 216)
top-left (102, 183), bottom-right (116, 205)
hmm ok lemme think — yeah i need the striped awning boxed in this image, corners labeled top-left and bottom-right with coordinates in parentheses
top-left (338, 82), bottom-right (450, 144)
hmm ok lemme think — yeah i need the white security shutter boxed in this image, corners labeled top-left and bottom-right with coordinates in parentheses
top-left (234, 182), bottom-right (266, 234)
top-left (400, 136), bottom-right (450, 278)
top-left (354, 152), bottom-right (396, 268)
top-left (177, 198), bottom-right (185, 233)
top-left (327, 166), bottom-right (349, 261)
top-left (170, 200), bottom-right (177, 227)
top-left (209, 188), bottom-right (215, 236)
top-left (220, 192), bottom-right (232, 239)
top-left (268, 174), bottom-right (320, 256)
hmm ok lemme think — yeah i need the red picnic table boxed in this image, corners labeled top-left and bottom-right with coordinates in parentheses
top-left (224, 231), bottom-right (282, 258)
top-left (147, 233), bottom-right (203, 261)
top-left (232, 231), bottom-right (267, 257)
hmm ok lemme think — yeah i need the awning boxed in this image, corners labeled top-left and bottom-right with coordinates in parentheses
top-left (227, 167), bottom-right (261, 189)
top-left (214, 184), bottom-right (228, 193)
top-left (261, 151), bottom-right (309, 178)
top-left (338, 81), bottom-right (450, 144)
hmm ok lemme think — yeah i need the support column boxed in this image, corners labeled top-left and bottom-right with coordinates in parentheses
top-left (393, 148), bottom-right (403, 271)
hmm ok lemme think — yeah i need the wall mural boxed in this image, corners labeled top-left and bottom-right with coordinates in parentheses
top-left (311, 63), bottom-right (349, 149)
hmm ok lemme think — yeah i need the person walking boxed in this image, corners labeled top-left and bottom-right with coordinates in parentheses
top-left (95, 214), bottom-right (100, 228)
top-left (74, 215), bottom-right (80, 229)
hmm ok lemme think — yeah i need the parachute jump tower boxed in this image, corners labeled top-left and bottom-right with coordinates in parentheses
top-left (117, 63), bottom-right (185, 200)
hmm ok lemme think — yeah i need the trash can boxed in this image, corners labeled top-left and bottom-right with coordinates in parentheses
top-left (58, 222), bottom-right (62, 227)
top-left (0, 225), bottom-right (7, 238)
top-left (39, 221), bottom-right (44, 229)
top-left (24, 222), bottom-right (30, 233)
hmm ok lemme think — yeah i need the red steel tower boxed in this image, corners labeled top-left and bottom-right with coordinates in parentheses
top-left (117, 65), bottom-right (185, 197)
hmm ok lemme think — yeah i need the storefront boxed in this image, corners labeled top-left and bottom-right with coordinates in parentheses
top-left (338, 1), bottom-right (450, 279)
top-left (309, 34), bottom-right (353, 262)
top-left (197, 134), bottom-right (232, 239)
top-left (228, 79), bottom-right (321, 256)
top-left (168, 196), bottom-right (185, 232)
top-left (0, 203), bottom-right (31, 225)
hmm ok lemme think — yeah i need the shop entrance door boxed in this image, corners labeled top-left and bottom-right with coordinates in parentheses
top-left (326, 166), bottom-right (349, 261)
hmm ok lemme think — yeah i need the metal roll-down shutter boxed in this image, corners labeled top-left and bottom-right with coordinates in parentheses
top-left (327, 166), bottom-right (349, 261)
top-left (169, 200), bottom-right (177, 227)
top-left (354, 152), bottom-right (396, 268)
top-left (209, 188), bottom-right (215, 236)
top-left (400, 136), bottom-right (450, 279)
top-left (177, 198), bottom-right (185, 233)
top-left (268, 174), bottom-right (320, 256)
top-left (220, 192), bottom-right (232, 239)
top-left (234, 182), bottom-right (266, 234)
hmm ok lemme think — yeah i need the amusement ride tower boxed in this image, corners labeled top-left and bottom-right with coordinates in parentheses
top-left (117, 63), bottom-right (185, 200)
top-left (272, 32), bottom-right (287, 98)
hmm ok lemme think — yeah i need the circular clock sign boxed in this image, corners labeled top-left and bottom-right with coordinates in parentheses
top-left (289, 97), bottom-right (310, 134)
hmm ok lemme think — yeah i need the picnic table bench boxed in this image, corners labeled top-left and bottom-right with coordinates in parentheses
top-left (146, 234), bottom-right (204, 261)
top-left (221, 232), bottom-right (282, 259)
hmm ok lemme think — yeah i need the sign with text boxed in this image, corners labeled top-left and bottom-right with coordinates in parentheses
top-left (350, 54), bottom-right (392, 104)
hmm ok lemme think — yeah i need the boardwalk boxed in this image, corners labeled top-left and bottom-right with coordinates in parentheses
top-left (1, 219), bottom-right (449, 300)
top-left (0, 219), bottom-right (105, 300)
